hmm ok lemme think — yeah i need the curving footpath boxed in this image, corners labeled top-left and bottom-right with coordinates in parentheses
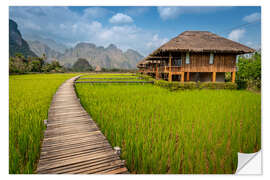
top-left (36, 76), bottom-right (128, 174)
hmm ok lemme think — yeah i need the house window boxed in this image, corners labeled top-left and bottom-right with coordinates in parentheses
top-left (209, 53), bottom-right (214, 64)
top-left (174, 59), bottom-right (182, 66)
top-left (178, 59), bottom-right (182, 66)
top-left (186, 52), bottom-right (190, 64)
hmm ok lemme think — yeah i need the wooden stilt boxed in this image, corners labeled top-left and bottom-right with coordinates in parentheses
top-left (181, 72), bottom-right (185, 82)
top-left (232, 71), bottom-right (236, 83)
top-left (155, 64), bottom-right (159, 79)
top-left (168, 53), bottom-right (172, 82)
top-left (212, 72), bottom-right (216, 82)
top-left (187, 72), bottom-right (190, 81)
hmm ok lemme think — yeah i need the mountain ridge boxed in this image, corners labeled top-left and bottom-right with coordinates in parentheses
top-left (10, 19), bottom-right (143, 69)
top-left (28, 40), bottom-right (143, 69)
top-left (9, 19), bottom-right (37, 58)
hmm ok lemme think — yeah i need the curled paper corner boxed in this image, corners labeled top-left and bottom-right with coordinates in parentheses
top-left (236, 150), bottom-right (262, 175)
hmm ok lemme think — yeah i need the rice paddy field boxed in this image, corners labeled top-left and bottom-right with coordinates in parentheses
top-left (77, 78), bottom-right (145, 82)
top-left (9, 73), bottom-right (79, 174)
top-left (9, 73), bottom-right (261, 174)
top-left (80, 73), bottom-right (136, 78)
top-left (75, 75), bottom-right (261, 174)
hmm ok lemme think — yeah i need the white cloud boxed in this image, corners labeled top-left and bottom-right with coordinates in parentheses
top-left (146, 34), bottom-right (168, 50)
top-left (9, 7), bottom-right (168, 55)
top-left (157, 7), bottom-right (232, 20)
top-left (157, 7), bottom-right (183, 20)
top-left (83, 7), bottom-right (111, 19)
top-left (243, 12), bottom-right (261, 23)
top-left (246, 41), bottom-right (253, 46)
top-left (109, 13), bottom-right (133, 24)
top-left (125, 7), bottom-right (149, 17)
top-left (245, 42), bottom-right (261, 50)
top-left (228, 29), bottom-right (246, 42)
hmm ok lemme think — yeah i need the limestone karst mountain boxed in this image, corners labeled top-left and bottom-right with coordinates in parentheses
top-left (9, 19), bottom-right (37, 58)
top-left (10, 19), bottom-right (143, 69)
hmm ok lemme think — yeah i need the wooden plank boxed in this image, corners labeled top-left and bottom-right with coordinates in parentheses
top-left (37, 75), bottom-right (128, 174)
top-left (100, 167), bottom-right (129, 174)
top-left (38, 155), bottom-right (120, 174)
top-left (37, 151), bottom-right (117, 172)
top-left (42, 136), bottom-right (107, 149)
top-left (41, 139), bottom-right (108, 152)
top-left (72, 160), bottom-right (124, 174)
top-left (40, 145), bottom-right (113, 162)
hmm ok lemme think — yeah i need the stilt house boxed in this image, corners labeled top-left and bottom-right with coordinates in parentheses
top-left (137, 31), bottom-right (255, 82)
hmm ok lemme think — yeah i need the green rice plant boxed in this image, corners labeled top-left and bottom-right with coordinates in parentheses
top-left (9, 73), bottom-right (79, 174)
top-left (76, 78), bottom-right (146, 82)
top-left (76, 83), bottom-right (261, 174)
top-left (80, 73), bottom-right (136, 79)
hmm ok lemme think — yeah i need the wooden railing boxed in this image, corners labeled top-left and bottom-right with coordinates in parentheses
top-left (145, 67), bottom-right (155, 73)
top-left (141, 65), bottom-right (236, 74)
top-left (158, 66), bottom-right (182, 72)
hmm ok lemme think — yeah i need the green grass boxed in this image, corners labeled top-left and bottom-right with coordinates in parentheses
top-left (9, 73), bottom-right (79, 174)
top-left (76, 78), bottom-right (145, 82)
top-left (76, 73), bottom-right (145, 82)
top-left (76, 83), bottom-right (261, 174)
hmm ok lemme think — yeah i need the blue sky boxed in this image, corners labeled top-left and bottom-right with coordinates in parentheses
top-left (9, 6), bottom-right (261, 55)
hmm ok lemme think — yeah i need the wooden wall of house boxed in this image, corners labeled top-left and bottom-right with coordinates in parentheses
top-left (173, 52), bottom-right (236, 72)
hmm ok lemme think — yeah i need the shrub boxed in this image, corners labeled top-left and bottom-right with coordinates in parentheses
top-left (9, 54), bottom-right (65, 74)
top-left (199, 82), bottom-right (237, 90)
top-left (154, 80), bottom-right (236, 90)
top-left (236, 79), bottom-right (248, 90)
top-left (237, 52), bottom-right (261, 90)
top-left (138, 74), bottom-right (237, 90)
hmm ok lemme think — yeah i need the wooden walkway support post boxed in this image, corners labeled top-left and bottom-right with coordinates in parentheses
top-left (168, 53), bottom-right (172, 82)
top-left (114, 147), bottom-right (121, 156)
top-left (232, 71), bottom-right (236, 83)
top-left (212, 72), bottom-right (216, 82)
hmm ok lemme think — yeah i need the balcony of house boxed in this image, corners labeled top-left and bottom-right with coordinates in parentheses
top-left (145, 66), bottom-right (156, 73)
top-left (158, 66), bottom-right (183, 74)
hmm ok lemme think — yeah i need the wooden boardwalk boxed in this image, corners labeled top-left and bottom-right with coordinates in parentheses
top-left (36, 76), bottom-right (128, 174)
top-left (75, 81), bottom-right (154, 84)
top-left (79, 77), bottom-right (142, 80)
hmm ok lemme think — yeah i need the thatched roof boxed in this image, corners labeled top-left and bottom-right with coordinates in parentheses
top-left (149, 31), bottom-right (255, 56)
top-left (137, 57), bottom-right (161, 68)
top-left (137, 59), bottom-right (146, 67)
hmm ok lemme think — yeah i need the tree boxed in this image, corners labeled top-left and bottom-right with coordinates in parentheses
top-left (9, 53), bottom-right (65, 74)
top-left (72, 58), bottom-right (93, 72)
top-left (41, 63), bottom-right (52, 72)
top-left (236, 52), bottom-right (261, 90)
top-left (51, 60), bottom-right (61, 69)
top-left (9, 54), bottom-right (28, 74)
top-left (28, 60), bottom-right (42, 72)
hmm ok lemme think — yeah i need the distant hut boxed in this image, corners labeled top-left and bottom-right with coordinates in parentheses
top-left (95, 65), bottom-right (101, 72)
top-left (137, 31), bottom-right (255, 82)
top-left (137, 59), bottom-right (145, 73)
